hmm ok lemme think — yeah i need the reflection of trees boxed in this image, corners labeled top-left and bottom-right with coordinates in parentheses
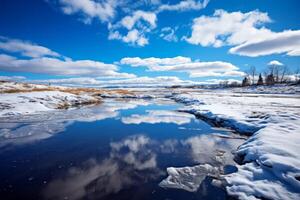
top-left (43, 135), bottom-right (163, 200)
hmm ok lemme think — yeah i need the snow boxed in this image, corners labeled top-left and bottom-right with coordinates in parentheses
top-left (230, 84), bottom-right (300, 95)
top-left (171, 87), bottom-right (300, 199)
top-left (0, 91), bottom-right (100, 117)
top-left (0, 80), bottom-right (66, 92)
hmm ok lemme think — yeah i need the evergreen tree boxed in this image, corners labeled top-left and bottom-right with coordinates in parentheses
top-left (257, 73), bottom-right (264, 85)
top-left (242, 77), bottom-right (250, 87)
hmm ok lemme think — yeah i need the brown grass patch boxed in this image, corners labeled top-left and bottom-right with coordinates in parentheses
top-left (1, 88), bottom-right (56, 93)
top-left (1, 82), bottom-right (134, 98)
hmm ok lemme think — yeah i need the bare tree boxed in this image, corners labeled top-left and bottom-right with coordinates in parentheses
top-left (248, 66), bottom-right (256, 85)
top-left (295, 67), bottom-right (300, 83)
top-left (273, 65), bottom-right (280, 83)
top-left (279, 65), bottom-right (289, 83)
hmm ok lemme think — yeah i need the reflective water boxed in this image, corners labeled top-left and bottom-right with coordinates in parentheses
top-left (0, 98), bottom-right (243, 200)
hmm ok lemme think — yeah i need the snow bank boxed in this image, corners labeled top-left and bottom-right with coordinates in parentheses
top-left (173, 93), bottom-right (264, 134)
top-left (171, 89), bottom-right (300, 199)
top-left (0, 91), bottom-right (100, 117)
top-left (226, 119), bottom-right (300, 200)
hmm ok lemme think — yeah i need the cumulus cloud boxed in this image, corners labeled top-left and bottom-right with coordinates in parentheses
top-left (0, 37), bottom-right (60, 58)
top-left (58, 0), bottom-right (117, 23)
top-left (120, 56), bottom-right (244, 78)
top-left (52, 1), bottom-right (211, 46)
top-left (108, 10), bottom-right (156, 46)
top-left (185, 9), bottom-right (272, 47)
top-left (121, 10), bottom-right (156, 30)
top-left (158, 0), bottom-right (209, 12)
top-left (229, 30), bottom-right (300, 57)
top-left (185, 9), bottom-right (300, 57)
top-left (267, 60), bottom-right (284, 66)
top-left (0, 54), bottom-right (134, 78)
top-left (36, 76), bottom-right (198, 87)
top-left (0, 37), bottom-right (135, 78)
top-left (160, 27), bottom-right (178, 42)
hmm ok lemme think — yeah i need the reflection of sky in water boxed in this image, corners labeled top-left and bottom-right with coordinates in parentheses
top-left (0, 99), bottom-right (244, 200)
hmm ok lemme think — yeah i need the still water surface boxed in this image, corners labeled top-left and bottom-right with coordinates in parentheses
top-left (0, 98), bottom-right (242, 200)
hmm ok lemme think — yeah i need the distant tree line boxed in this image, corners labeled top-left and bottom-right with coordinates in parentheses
top-left (219, 65), bottom-right (300, 88)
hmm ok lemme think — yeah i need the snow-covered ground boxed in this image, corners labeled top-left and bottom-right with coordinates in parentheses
top-left (230, 84), bottom-right (300, 94)
top-left (0, 91), bottom-right (101, 117)
top-left (0, 81), bottom-right (104, 117)
top-left (170, 88), bottom-right (300, 200)
top-left (0, 80), bottom-right (65, 93)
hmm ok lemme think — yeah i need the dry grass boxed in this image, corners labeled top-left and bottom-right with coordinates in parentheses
top-left (0, 82), bottom-right (136, 98)
top-left (59, 88), bottom-right (104, 95)
top-left (1, 88), bottom-right (56, 93)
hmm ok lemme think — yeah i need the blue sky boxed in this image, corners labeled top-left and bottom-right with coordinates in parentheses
top-left (0, 0), bottom-right (299, 86)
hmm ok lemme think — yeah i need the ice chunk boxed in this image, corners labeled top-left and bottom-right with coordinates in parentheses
top-left (159, 164), bottom-right (219, 192)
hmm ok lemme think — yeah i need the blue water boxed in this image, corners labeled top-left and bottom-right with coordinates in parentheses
top-left (0, 99), bottom-right (242, 200)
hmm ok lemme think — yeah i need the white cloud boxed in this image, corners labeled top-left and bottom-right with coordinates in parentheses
top-left (185, 9), bottom-right (300, 57)
top-left (0, 37), bottom-right (60, 58)
top-left (0, 54), bottom-right (134, 78)
top-left (108, 10), bottom-right (156, 46)
top-left (160, 27), bottom-right (178, 42)
top-left (120, 56), bottom-right (244, 78)
top-left (58, 0), bottom-right (117, 23)
top-left (52, 1), bottom-right (212, 46)
top-left (0, 37), bottom-right (135, 78)
top-left (267, 60), bottom-right (284, 66)
top-left (158, 0), bottom-right (209, 12)
top-left (122, 29), bottom-right (149, 46)
top-left (34, 76), bottom-right (198, 87)
top-left (229, 30), bottom-right (300, 57)
top-left (121, 10), bottom-right (156, 30)
top-left (185, 9), bottom-right (272, 47)
top-left (37, 77), bottom-right (101, 85)
top-left (120, 56), bottom-right (191, 66)
top-left (199, 78), bottom-right (242, 85)
top-left (0, 75), bottom-right (26, 81)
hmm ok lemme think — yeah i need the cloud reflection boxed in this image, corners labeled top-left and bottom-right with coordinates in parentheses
top-left (0, 99), bottom-right (150, 149)
top-left (121, 110), bottom-right (194, 125)
top-left (183, 134), bottom-right (243, 166)
top-left (43, 135), bottom-right (163, 200)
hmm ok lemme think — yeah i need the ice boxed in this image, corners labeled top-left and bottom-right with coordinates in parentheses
top-left (159, 164), bottom-right (219, 192)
